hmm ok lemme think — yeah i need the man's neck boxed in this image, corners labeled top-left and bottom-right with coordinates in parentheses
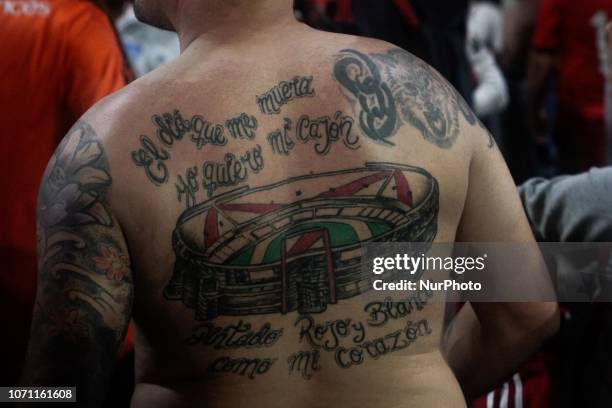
top-left (175, 0), bottom-right (297, 53)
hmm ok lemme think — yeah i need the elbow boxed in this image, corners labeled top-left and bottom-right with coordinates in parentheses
top-left (515, 301), bottom-right (560, 347)
top-left (484, 301), bottom-right (561, 350)
top-left (537, 302), bottom-right (560, 341)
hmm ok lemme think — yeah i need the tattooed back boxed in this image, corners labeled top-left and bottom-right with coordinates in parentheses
top-left (53, 26), bottom-right (516, 407)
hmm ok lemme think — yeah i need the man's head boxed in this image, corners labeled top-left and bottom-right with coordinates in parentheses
top-left (134, 0), bottom-right (294, 44)
top-left (134, 0), bottom-right (175, 31)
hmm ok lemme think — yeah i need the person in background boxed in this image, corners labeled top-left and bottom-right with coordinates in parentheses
top-left (351, 0), bottom-right (474, 103)
top-left (467, 1), bottom-right (509, 117)
top-left (527, 0), bottom-right (612, 174)
top-left (472, 26), bottom-right (612, 405)
top-left (502, 0), bottom-right (541, 70)
top-left (302, 1), bottom-right (477, 115)
top-left (116, 2), bottom-right (180, 78)
top-left (499, 0), bottom-right (541, 183)
top-left (296, 0), bottom-right (358, 33)
top-left (0, 0), bottom-right (130, 386)
top-left (466, 0), bottom-right (509, 142)
top-left (606, 22), bottom-right (612, 164)
top-left (517, 168), bottom-right (612, 407)
top-left (519, 31), bottom-right (612, 408)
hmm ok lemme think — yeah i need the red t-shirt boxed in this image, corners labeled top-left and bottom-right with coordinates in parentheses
top-left (311, 0), bottom-right (420, 25)
top-left (312, 0), bottom-right (355, 23)
top-left (532, 0), bottom-right (612, 119)
top-left (0, 0), bottom-right (127, 383)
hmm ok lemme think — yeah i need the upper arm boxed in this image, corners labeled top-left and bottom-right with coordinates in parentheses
top-left (456, 132), bottom-right (558, 332)
top-left (23, 121), bottom-right (133, 405)
top-left (457, 138), bottom-right (534, 244)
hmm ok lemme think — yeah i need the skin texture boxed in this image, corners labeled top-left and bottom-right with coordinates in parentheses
top-left (23, 2), bottom-right (558, 407)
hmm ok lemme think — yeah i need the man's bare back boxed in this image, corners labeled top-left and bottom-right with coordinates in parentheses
top-left (23, 2), bottom-right (558, 407)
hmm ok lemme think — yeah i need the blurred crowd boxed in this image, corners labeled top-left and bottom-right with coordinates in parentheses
top-left (296, 0), bottom-right (612, 183)
top-left (29, 0), bottom-right (611, 185)
top-left (1, 0), bottom-right (612, 407)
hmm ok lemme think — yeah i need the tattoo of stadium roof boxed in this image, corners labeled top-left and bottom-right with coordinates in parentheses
top-left (164, 162), bottom-right (439, 320)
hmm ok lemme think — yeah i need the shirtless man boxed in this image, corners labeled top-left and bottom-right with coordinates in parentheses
top-left (22, 1), bottom-right (559, 406)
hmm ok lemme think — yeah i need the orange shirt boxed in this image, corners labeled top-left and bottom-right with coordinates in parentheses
top-left (0, 0), bottom-right (127, 383)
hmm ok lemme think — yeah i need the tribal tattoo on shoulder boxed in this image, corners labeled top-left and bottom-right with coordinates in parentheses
top-left (26, 122), bottom-right (133, 402)
top-left (333, 50), bottom-right (398, 146)
top-left (333, 48), bottom-right (486, 149)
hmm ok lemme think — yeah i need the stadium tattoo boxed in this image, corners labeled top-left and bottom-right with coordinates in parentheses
top-left (226, 113), bottom-right (258, 140)
top-left (334, 48), bottom-right (483, 149)
top-left (257, 76), bottom-right (315, 115)
top-left (163, 162), bottom-right (439, 321)
top-left (27, 121), bottom-right (133, 404)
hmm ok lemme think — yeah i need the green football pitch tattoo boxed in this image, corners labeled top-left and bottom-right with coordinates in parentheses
top-left (164, 162), bottom-right (439, 321)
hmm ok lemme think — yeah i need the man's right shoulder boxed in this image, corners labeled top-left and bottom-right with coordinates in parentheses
top-left (324, 34), bottom-right (487, 151)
